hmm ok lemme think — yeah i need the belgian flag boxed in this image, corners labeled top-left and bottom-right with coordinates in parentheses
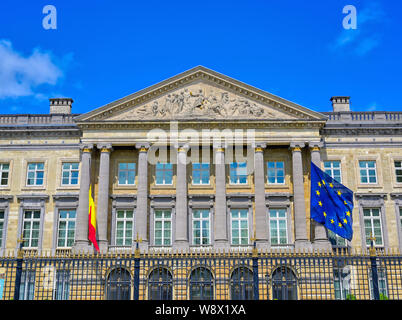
top-left (88, 185), bottom-right (100, 252)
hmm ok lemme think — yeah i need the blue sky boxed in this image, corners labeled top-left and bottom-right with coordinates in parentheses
top-left (0, 0), bottom-right (401, 114)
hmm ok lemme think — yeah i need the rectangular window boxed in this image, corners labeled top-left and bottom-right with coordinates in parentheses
top-left (229, 162), bottom-right (248, 184)
top-left (334, 268), bottom-right (351, 300)
top-left (155, 163), bottom-right (173, 185)
top-left (324, 161), bottom-right (342, 183)
top-left (359, 161), bottom-right (377, 184)
top-left (369, 269), bottom-right (388, 300)
top-left (0, 210), bottom-right (4, 247)
top-left (0, 163), bottom-right (10, 186)
top-left (328, 229), bottom-right (346, 247)
top-left (61, 163), bottom-right (79, 186)
top-left (54, 270), bottom-right (70, 300)
top-left (154, 210), bottom-right (172, 246)
top-left (231, 209), bottom-right (249, 245)
top-left (192, 163), bottom-right (210, 185)
top-left (115, 210), bottom-right (134, 246)
top-left (395, 161), bottom-right (402, 183)
top-left (118, 163), bottom-right (136, 185)
top-left (19, 270), bottom-right (35, 300)
top-left (400, 207), bottom-right (402, 233)
top-left (26, 162), bottom-right (44, 186)
top-left (22, 210), bottom-right (41, 248)
top-left (267, 161), bottom-right (285, 184)
top-left (269, 208), bottom-right (288, 245)
top-left (363, 208), bottom-right (383, 247)
top-left (192, 209), bottom-right (210, 245)
top-left (57, 210), bottom-right (76, 248)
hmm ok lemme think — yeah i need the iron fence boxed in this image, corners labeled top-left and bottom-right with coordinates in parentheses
top-left (0, 248), bottom-right (401, 300)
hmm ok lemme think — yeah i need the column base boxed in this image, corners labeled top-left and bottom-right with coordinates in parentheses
top-left (98, 240), bottom-right (109, 254)
top-left (214, 240), bottom-right (230, 250)
top-left (73, 240), bottom-right (95, 254)
top-left (313, 239), bottom-right (332, 251)
top-left (254, 239), bottom-right (270, 250)
top-left (294, 239), bottom-right (313, 251)
top-left (173, 240), bottom-right (189, 251)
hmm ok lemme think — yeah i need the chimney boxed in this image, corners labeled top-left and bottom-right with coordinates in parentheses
top-left (330, 96), bottom-right (350, 112)
top-left (49, 98), bottom-right (73, 114)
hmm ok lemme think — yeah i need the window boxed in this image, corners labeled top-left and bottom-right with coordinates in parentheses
top-left (395, 161), bottom-right (402, 183)
top-left (192, 163), bottom-right (210, 185)
top-left (269, 209), bottom-right (288, 245)
top-left (230, 267), bottom-right (254, 300)
top-left (19, 270), bottom-right (35, 300)
top-left (54, 270), bottom-right (70, 300)
top-left (61, 163), bottom-right (79, 186)
top-left (148, 267), bottom-right (173, 300)
top-left (363, 208), bottom-right (383, 247)
top-left (0, 163), bottom-right (9, 186)
top-left (192, 209), bottom-right (210, 245)
top-left (328, 229), bottom-right (346, 247)
top-left (154, 210), bottom-right (172, 246)
top-left (267, 161), bottom-right (285, 184)
top-left (189, 267), bottom-right (214, 300)
top-left (229, 162), bottom-right (247, 184)
top-left (118, 163), bottom-right (136, 185)
top-left (155, 163), bottom-right (173, 185)
top-left (369, 269), bottom-right (388, 300)
top-left (106, 268), bottom-right (131, 300)
top-left (272, 267), bottom-right (298, 300)
top-left (26, 162), bottom-right (44, 186)
top-left (334, 266), bottom-right (352, 300)
top-left (400, 207), bottom-right (402, 233)
top-left (324, 161), bottom-right (342, 183)
top-left (22, 210), bottom-right (41, 248)
top-left (359, 161), bottom-right (377, 184)
top-left (115, 210), bottom-right (134, 246)
top-left (57, 210), bottom-right (76, 248)
top-left (0, 210), bottom-right (4, 247)
top-left (231, 209), bottom-right (249, 245)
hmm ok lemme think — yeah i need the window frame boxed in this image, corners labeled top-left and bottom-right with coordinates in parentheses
top-left (324, 160), bottom-right (342, 183)
top-left (0, 163), bottom-right (10, 187)
top-left (230, 208), bottom-right (249, 246)
top-left (229, 162), bottom-right (248, 185)
top-left (363, 207), bottom-right (384, 247)
top-left (153, 209), bottom-right (172, 246)
top-left (155, 163), bottom-right (174, 186)
top-left (114, 209), bottom-right (134, 246)
top-left (192, 209), bottom-right (211, 246)
top-left (21, 209), bottom-right (41, 249)
top-left (61, 162), bottom-right (80, 186)
top-left (26, 162), bottom-right (45, 187)
top-left (266, 161), bottom-right (285, 185)
top-left (117, 162), bottom-right (136, 186)
top-left (56, 209), bottom-right (76, 248)
top-left (268, 208), bottom-right (289, 245)
top-left (359, 161), bottom-right (378, 185)
top-left (192, 163), bottom-right (210, 185)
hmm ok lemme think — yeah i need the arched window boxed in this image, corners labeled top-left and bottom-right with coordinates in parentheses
top-left (106, 267), bottom-right (131, 300)
top-left (272, 266), bottom-right (298, 300)
top-left (230, 267), bottom-right (254, 300)
top-left (148, 267), bottom-right (173, 300)
top-left (189, 267), bottom-right (214, 300)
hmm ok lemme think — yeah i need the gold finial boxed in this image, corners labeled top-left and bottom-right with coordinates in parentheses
top-left (368, 233), bottom-right (377, 256)
top-left (134, 232), bottom-right (143, 258)
top-left (17, 237), bottom-right (24, 259)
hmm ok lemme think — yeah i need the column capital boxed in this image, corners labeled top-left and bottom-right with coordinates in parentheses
top-left (80, 144), bottom-right (94, 153)
top-left (289, 142), bottom-right (305, 152)
top-left (308, 141), bottom-right (324, 151)
top-left (135, 143), bottom-right (150, 152)
top-left (97, 143), bottom-right (113, 153)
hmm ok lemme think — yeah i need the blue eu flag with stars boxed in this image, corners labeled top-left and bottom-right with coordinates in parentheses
top-left (310, 162), bottom-right (354, 241)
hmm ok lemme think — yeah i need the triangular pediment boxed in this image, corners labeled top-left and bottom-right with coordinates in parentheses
top-left (76, 66), bottom-right (326, 122)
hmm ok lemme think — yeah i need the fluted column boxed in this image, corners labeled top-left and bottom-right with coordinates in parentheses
top-left (254, 144), bottom-right (269, 247)
top-left (175, 144), bottom-right (189, 249)
top-left (135, 143), bottom-right (149, 249)
top-left (96, 143), bottom-right (112, 253)
top-left (290, 142), bottom-right (311, 250)
top-left (310, 142), bottom-right (332, 250)
top-left (214, 145), bottom-right (228, 248)
top-left (74, 144), bottom-right (93, 252)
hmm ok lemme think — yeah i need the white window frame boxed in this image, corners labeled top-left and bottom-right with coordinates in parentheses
top-left (229, 162), bottom-right (248, 185)
top-left (155, 163), bottom-right (173, 185)
top-left (22, 210), bottom-right (41, 248)
top-left (115, 209), bottom-right (134, 246)
top-left (0, 163), bottom-right (10, 186)
top-left (61, 163), bottom-right (79, 186)
top-left (26, 162), bottom-right (45, 186)
top-left (267, 161), bottom-right (285, 185)
top-left (192, 209), bottom-right (211, 245)
top-left (118, 163), bottom-right (136, 186)
top-left (230, 209), bottom-right (249, 245)
top-left (359, 161), bottom-right (377, 184)
top-left (56, 209), bottom-right (76, 248)
top-left (269, 208), bottom-right (288, 245)
top-left (192, 163), bottom-right (210, 185)
top-left (324, 161), bottom-right (342, 183)
top-left (363, 208), bottom-right (384, 247)
top-left (395, 161), bottom-right (402, 184)
top-left (154, 209), bottom-right (172, 246)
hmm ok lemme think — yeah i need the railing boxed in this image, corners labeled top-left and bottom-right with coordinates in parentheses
top-left (323, 111), bottom-right (402, 124)
top-left (0, 247), bottom-right (400, 300)
top-left (0, 114), bottom-right (79, 126)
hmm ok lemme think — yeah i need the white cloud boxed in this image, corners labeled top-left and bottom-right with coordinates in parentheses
top-left (0, 40), bottom-right (63, 99)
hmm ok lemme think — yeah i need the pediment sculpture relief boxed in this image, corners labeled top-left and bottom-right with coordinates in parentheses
top-left (119, 88), bottom-right (285, 120)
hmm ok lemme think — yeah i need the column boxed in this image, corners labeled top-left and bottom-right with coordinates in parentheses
top-left (290, 142), bottom-right (311, 250)
top-left (310, 142), bottom-right (332, 251)
top-left (74, 144), bottom-right (93, 252)
top-left (135, 143), bottom-right (149, 249)
top-left (96, 143), bottom-right (112, 253)
top-left (214, 145), bottom-right (228, 248)
top-left (175, 144), bottom-right (189, 249)
top-left (254, 144), bottom-right (269, 247)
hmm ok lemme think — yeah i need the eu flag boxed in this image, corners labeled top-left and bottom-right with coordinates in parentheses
top-left (310, 162), bottom-right (354, 241)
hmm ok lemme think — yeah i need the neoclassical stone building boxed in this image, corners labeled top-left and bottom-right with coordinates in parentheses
top-left (1, 66), bottom-right (402, 256)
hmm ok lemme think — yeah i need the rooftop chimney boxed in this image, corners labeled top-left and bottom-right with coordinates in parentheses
top-left (49, 98), bottom-right (73, 114)
top-left (330, 96), bottom-right (350, 112)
